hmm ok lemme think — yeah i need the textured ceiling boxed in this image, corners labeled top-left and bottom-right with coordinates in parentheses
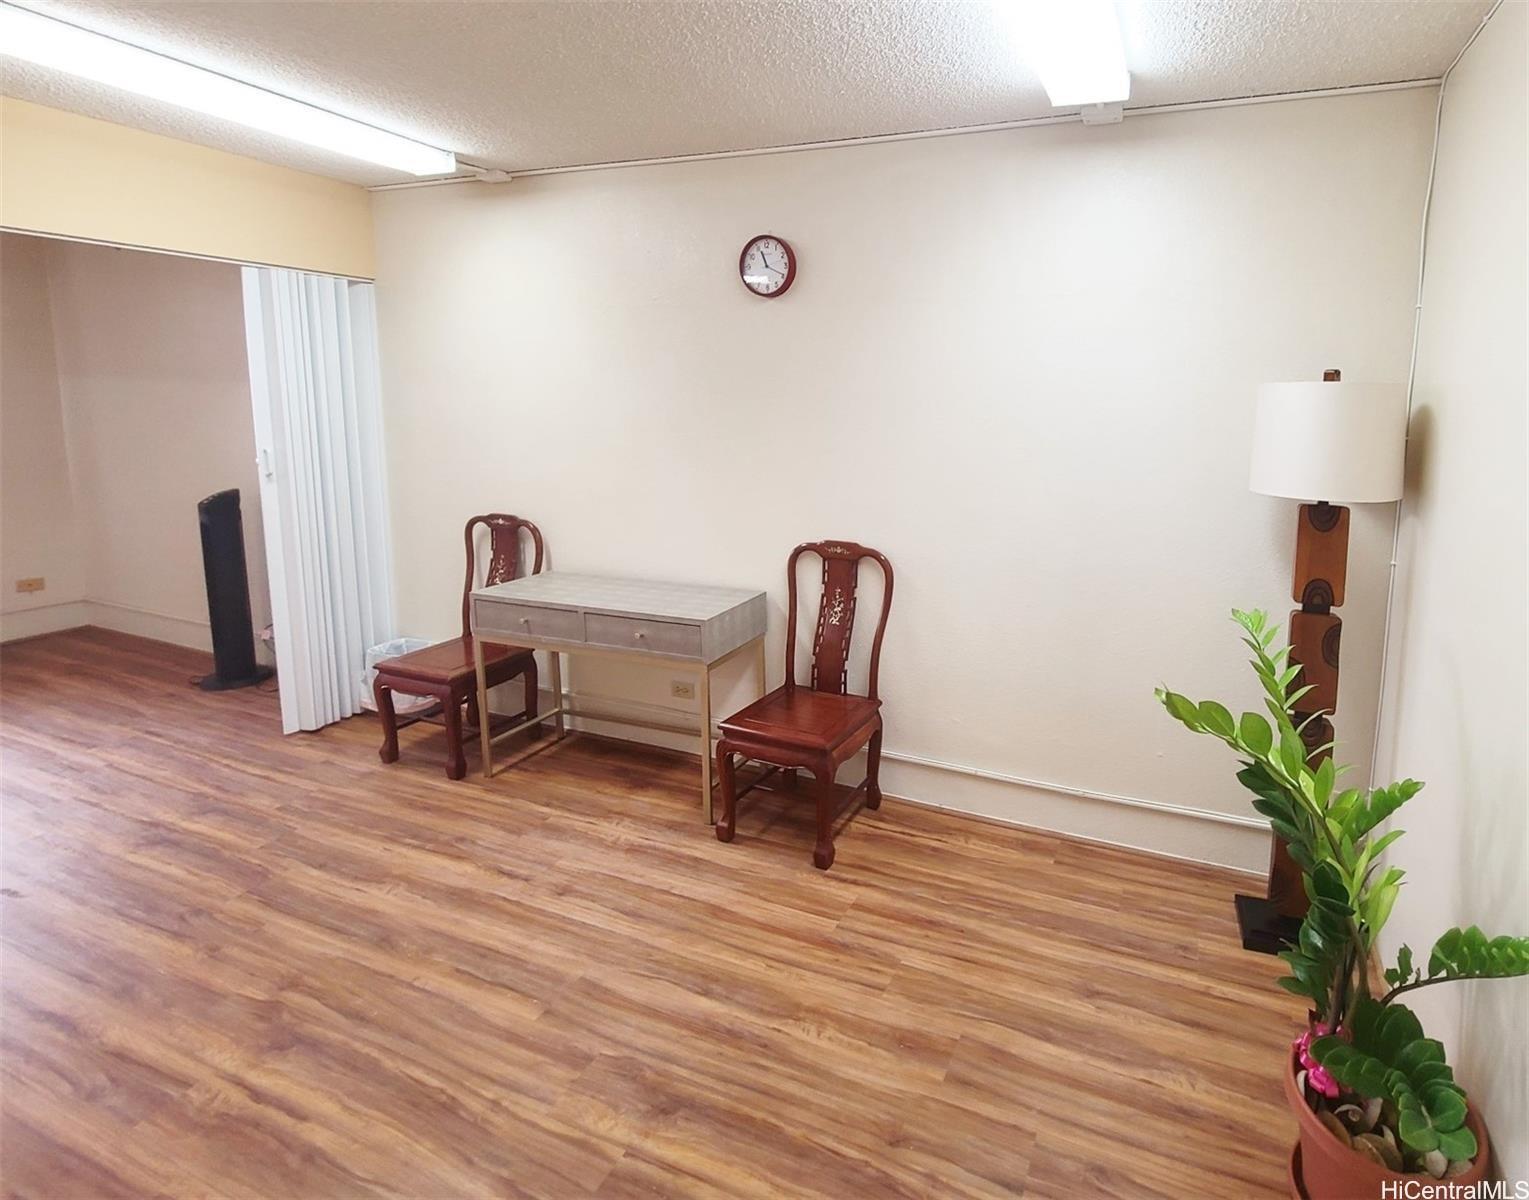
top-left (0, 0), bottom-right (1490, 186)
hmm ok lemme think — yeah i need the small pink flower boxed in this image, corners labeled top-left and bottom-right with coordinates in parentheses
top-left (1293, 1023), bottom-right (1341, 1099)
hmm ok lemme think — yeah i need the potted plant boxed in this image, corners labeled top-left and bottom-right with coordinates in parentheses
top-left (1156, 610), bottom-right (1528, 1198)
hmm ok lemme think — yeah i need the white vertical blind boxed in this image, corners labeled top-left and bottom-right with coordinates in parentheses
top-left (242, 267), bottom-right (395, 732)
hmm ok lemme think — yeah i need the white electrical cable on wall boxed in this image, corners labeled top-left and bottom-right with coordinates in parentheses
top-left (1365, 0), bottom-right (1503, 790)
top-left (366, 78), bottom-right (1441, 192)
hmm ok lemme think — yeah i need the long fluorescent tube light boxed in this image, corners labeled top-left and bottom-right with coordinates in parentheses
top-left (1001, 0), bottom-right (1131, 108)
top-left (0, 3), bottom-right (457, 176)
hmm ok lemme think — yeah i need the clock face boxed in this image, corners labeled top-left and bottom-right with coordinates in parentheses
top-left (739, 235), bottom-right (796, 297)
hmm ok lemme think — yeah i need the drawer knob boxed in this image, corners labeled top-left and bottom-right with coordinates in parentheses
top-left (635, 631), bottom-right (646, 639)
top-left (520, 617), bottom-right (529, 625)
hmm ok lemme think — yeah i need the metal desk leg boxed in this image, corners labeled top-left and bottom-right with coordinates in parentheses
top-left (754, 636), bottom-right (767, 699)
top-left (699, 661), bottom-right (713, 823)
top-left (475, 636), bottom-right (493, 778)
top-left (549, 649), bottom-right (566, 738)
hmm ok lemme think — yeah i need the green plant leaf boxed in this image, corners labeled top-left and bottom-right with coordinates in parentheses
top-left (1384, 944), bottom-right (1415, 988)
top-left (1350, 841), bottom-right (1376, 892)
top-left (1269, 820), bottom-right (1304, 849)
top-left (1312, 1038), bottom-right (1389, 1096)
top-left (1436, 1125), bottom-right (1477, 1162)
top-left (1250, 795), bottom-right (1295, 825)
top-left (1231, 607), bottom-right (1263, 634)
top-left (1397, 1105), bottom-right (1440, 1152)
top-left (1370, 1004), bottom-right (1424, 1062)
top-left (1197, 700), bottom-right (1235, 738)
top-left (1365, 881), bottom-right (1402, 942)
top-left (1362, 829), bottom-right (1406, 876)
top-left (1278, 729), bottom-right (1307, 779)
top-left (1395, 1038), bottom-right (1445, 1075)
top-left (1426, 927), bottom-right (1529, 981)
top-left (1352, 779), bottom-right (1424, 838)
top-left (1158, 689), bottom-right (1203, 731)
top-left (1412, 1061), bottom-right (1455, 1090)
top-left (1238, 762), bottom-right (1292, 806)
top-left (1309, 861), bottom-right (1348, 905)
top-left (1238, 712), bottom-right (1273, 756)
top-left (1313, 1001), bottom-right (1473, 1155)
top-left (1313, 756), bottom-right (1335, 807)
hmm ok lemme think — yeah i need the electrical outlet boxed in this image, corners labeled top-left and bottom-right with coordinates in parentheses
top-left (15, 577), bottom-right (45, 594)
top-left (670, 680), bottom-right (695, 700)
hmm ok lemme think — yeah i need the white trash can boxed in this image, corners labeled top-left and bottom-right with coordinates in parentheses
top-left (358, 638), bottom-right (436, 715)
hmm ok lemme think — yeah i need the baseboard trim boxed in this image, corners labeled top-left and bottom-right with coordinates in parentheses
top-left (879, 746), bottom-right (1265, 830)
top-left (0, 601), bottom-right (92, 643)
top-left (887, 791), bottom-right (1267, 880)
top-left (876, 752), bottom-right (1270, 877)
top-left (84, 601), bottom-right (214, 653)
top-left (520, 686), bottom-right (1272, 874)
top-left (7, 601), bottom-right (274, 667)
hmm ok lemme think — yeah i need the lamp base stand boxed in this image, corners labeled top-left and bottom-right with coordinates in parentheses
top-left (197, 665), bottom-right (274, 692)
top-left (1234, 892), bottom-right (1302, 955)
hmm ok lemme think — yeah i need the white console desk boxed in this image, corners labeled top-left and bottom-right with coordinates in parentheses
top-left (471, 572), bottom-right (767, 822)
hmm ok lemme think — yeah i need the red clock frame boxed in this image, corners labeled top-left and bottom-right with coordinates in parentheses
top-left (738, 235), bottom-right (797, 298)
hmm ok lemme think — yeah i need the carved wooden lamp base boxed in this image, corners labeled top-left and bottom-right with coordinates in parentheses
top-left (1238, 369), bottom-right (1350, 955)
top-left (1233, 894), bottom-right (1304, 955)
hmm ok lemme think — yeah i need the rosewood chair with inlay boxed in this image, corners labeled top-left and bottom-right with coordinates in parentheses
top-left (373, 514), bottom-right (542, 780)
top-left (715, 541), bottom-right (894, 869)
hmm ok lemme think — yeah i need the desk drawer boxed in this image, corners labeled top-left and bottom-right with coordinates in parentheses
top-left (585, 613), bottom-right (701, 657)
top-left (475, 600), bottom-right (583, 643)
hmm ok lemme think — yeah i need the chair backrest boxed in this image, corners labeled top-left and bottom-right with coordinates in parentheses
top-left (785, 540), bottom-right (894, 701)
top-left (462, 514), bottom-right (544, 637)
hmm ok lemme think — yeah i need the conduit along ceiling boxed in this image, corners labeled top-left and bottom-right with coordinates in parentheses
top-left (0, 0), bottom-right (1493, 185)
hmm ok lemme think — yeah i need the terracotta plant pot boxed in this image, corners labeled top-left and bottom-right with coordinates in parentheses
top-left (1284, 1052), bottom-right (1492, 1199)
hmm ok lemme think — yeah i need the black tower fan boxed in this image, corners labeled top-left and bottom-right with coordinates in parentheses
top-left (197, 488), bottom-right (273, 691)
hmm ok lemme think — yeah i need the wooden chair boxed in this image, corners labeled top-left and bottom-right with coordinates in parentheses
top-left (374, 514), bottom-right (543, 779)
top-left (715, 541), bottom-right (894, 869)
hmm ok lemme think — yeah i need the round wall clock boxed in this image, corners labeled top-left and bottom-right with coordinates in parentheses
top-left (739, 235), bottom-right (796, 298)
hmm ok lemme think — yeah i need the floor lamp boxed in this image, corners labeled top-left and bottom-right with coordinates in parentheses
top-left (1236, 368), bottom-right (1407, 954)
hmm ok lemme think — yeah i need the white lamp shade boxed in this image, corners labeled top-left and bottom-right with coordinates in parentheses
top-left (1249, 381), bottom-right (1407, 503)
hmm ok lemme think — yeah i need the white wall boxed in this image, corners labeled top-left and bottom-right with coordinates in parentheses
top-left (0, 234), bottom-right (87, 640)
top-left (1374, 2), bottom-right (1527, 1182)
top-left (0, 235), bottom-right (270, 656)
top-left (373, 88), bottom-right (1435, 871)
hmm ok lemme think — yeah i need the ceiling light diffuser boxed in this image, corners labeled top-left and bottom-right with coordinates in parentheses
top-left (1000, 0), bottom-right (1131, 108)
top-left (0, 2), bottom-right (457, 176)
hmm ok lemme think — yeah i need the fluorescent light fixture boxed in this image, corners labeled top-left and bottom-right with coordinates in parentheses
top-left (1000, 0), bottom-right (1131, 108)
top-left (0, 2), bottom-right (457, 176)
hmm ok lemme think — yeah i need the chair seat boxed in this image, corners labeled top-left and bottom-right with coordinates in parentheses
top-left (718, 685), bottom-right (881, 754)
top-left (377, 636), bottom-right (532, 687)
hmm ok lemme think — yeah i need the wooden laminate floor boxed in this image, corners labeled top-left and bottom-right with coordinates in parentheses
top-left (1, 628), bottom-right (1300, 1200)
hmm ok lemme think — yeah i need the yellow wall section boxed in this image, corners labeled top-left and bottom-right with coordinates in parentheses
top-left (0, 98), bottom-right (374, 279)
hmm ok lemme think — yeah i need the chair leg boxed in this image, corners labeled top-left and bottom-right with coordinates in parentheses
top-left (812, 767), bottom-right (836, 870)
top-left (443, 689), bottom-right (467, 780)
top-left (523, 658), bottom-right (541, 739)
top-left (375, 678), bottom-right (400, 764)
top-left (866, 725), bottom-right (883, 810)
top-left (466, 691), bottom-right (481, 732)
top-left (715, 742), bottom-right (738, 843)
